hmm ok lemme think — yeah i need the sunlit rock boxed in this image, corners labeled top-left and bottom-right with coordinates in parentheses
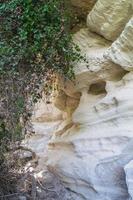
top-left (30, 0), bottom-right (133, 199)
top-left (87, 0), bottom-right (133, 41)
top-left (47, 72), bottom-right (133, 200)
top-left (73, 28), bottom-right (126, 91)
top-left (32, 98), bottom-right (62, 122)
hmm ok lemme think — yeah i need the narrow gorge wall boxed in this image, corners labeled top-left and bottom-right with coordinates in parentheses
top-left (46, 0), bottom-right (133, 199)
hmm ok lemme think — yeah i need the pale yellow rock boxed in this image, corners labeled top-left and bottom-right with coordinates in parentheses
top-left (54, 89), bottom-right (80, 118)
top-left (66, 96), bottom-right (80, 116)
top-left (32, 98), bottom-right (62, 122)
top-left (57, 75), bottom-right (81, 99)
top-left (54, 90), bottom-right (67, 112)
top-left (87, 0), bottom-right (133, 41)
top-left (55, 28), bottom-right (125, 119)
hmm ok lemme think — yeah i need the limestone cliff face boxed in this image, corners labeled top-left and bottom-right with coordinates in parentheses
top-left (46, 0), bottom-right (133, 200)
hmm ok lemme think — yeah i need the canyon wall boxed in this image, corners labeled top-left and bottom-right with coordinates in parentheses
top-left (46, 0), bottom-right (133, 199)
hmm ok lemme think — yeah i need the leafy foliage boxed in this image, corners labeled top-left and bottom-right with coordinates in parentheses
top-left (0, 0), bottom-right (81, 138)
top-left (0, 0), bottom-right (81, 76)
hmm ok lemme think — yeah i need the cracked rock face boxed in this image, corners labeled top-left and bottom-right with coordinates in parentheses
top-left (46, 0), bottom-right (133, 199)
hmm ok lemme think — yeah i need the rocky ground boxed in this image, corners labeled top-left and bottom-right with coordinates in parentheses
top-left (11, 122), bottom-right (77, 200)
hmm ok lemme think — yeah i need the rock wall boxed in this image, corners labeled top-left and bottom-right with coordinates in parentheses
top-left (105, 17), bottom-right (133, 70)
top-left (70, 0), bottom-right (97, 18)
top-left (32, 93), bottom-right (63, 122)
top-left (87, 0), bottom-right (133, 41)
top-left (46, 0), bottom-right (133, 199)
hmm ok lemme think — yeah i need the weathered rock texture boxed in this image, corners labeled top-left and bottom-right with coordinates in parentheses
top-left (87, 0), bottom-right (133, 41)
top-left (104, 17), bottom-right (133, 71)
top-left (32, 97), bottom-right (63, 122)
top-left (46, 0), bottom-right (133, 200)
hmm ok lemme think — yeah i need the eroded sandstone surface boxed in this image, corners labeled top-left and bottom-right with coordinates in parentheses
top-left (23, 0), bottom-right (133, 199)
top-left (46, 0), bottom-right (133, 199)
top-left (87, 0), bottom-right (133, 41)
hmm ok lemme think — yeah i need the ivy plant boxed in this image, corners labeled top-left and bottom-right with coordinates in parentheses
top-left (0, 0), bottom-right (81, 139)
